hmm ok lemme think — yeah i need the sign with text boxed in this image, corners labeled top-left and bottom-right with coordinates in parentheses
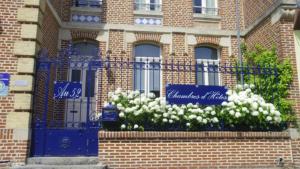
top-left (54, 81), bottom-right (82, 99)
top-left (166, 84), bottom-right (228, 105)
top-left (0, 73), bottom-right (10, 97)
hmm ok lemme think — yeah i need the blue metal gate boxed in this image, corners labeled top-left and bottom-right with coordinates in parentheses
top-left (31, 45), bottom-right (101, 157)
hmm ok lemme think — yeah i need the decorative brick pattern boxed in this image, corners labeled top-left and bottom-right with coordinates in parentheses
top-left (99, 131), bottom-right (293, 169)
top-left (196, 35), bottom-right (221, 46)
top-left (135, 33), bottom-right (161, 43)
top-left (71, 30), bottom-right (99, 40)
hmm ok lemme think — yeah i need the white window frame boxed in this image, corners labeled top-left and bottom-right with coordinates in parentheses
top-left (195, 47), bottom-right (221, 86)
top-left (194, 0), bottom-right (218, 15)
top-left (135, 0), bottom-right (162, 11)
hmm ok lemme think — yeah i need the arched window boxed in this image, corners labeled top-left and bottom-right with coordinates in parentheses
top-left (73, 42), bottom-right (99, 57)
top-left (134, 44), bottom-right (161, 97)
top-left (195, 46), bottom-right (220, 86)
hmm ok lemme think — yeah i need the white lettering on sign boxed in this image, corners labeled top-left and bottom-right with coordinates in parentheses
top-left (54, 83), bottom-right (82, 99)
top-left (167, 90), bottom-right (227, 101)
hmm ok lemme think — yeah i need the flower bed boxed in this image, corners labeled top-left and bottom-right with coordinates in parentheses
top-left (101, 85), bottom-right (286, 131)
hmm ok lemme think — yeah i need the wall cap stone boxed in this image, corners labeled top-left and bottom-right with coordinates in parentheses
top-left (99, 131), bottom-right (290, 139)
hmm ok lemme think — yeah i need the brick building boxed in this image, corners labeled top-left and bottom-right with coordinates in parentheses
top-left (1, 0), bottom-right (300, 168)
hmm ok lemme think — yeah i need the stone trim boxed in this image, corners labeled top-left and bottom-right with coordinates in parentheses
top-left (99, 131), bottom-right (290, 139)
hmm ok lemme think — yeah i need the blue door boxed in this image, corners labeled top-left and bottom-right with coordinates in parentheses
top-left (31, 44), bottom-right (101, 157)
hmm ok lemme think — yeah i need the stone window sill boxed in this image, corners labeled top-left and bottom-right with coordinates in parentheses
top-left (134, 10), bottom-right (163, 17)
top-left (193, 13), bottom-right (221, 22)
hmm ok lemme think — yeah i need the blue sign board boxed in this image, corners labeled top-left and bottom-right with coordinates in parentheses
top-left (166, 84), bottom-right (228, 105)
top-left (102, 112), bottom-right (119, 122)
top-left (0, 73), bottom-right (10, 97)
top-left (54, 81), bottom-right (82, 99)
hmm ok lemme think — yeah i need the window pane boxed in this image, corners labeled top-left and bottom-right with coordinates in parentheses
top-left (206, 0), bottom-right (216, 15)
top-left (135, 44), bottom-right (160, 57)
top-left (196, 64), bottom-right (205, 85)
top-left (73, 42), bottom-right (98, 56)
top-left (195, 47), bottom-right (218, 60)
top-left (149, 63), bottom-right (160, 97)
top-left (208, 65), bottom-right (219, 86)
top-left (194, 0), bottom-right (202, 13)
top-left (71, 70), bottom-right (81, 82)
top-left (85, 70), bottom-right (96, 97)
top-left (134, 62), bottom-right (145, 92)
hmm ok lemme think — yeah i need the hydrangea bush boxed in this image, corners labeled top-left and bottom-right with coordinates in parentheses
top-left (102, 85), bottom-right (286, 131)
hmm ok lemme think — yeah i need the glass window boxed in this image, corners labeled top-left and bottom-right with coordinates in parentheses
top-left (195, 46), bottom-right (220, 86)
top-left (85, 70), bottom-right (96, 97)
top-left (71, 70), bottom-right (81, 82)
top-left (194, 0), bottom-right (218, 15)
top-left (73, 42), bottom-right (99, 56)
top-left (134, 44), bottom-right (161, 97)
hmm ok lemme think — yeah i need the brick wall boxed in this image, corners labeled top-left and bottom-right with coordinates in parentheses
top-left (99, 131), bottom-right (293, 169)
top-left (243, 0), bottom-right (278, 28)
top-left (106, 0), bottom-right (133, 24)
top-left (163, 0), bottom-right (193, 27)
top-left (219, 0), bottom-right (245, 30)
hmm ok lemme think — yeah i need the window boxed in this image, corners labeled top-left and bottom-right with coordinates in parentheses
top-left (193, 0), bottom-right (218, 15)
top-left (73, 42), bottom-right (99, 56)
top-left (134, 44), bottom-right (161, 97)
top-left (134, 0), bottom-right (162, 11)
top-left (74, 0), bottom-right (102, 8)
top-left (195, 46), bottom-right (220, 86)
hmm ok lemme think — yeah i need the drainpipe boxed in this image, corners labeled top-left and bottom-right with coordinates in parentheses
top-left (235, 0), bottom-right (243, 84)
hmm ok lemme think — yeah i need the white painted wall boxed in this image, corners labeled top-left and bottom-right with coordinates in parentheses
top-left (294, 30), bottom-right (300, 91)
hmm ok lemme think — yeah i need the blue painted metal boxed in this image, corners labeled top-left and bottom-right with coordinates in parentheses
top-left (166, 84), bottom-right (228, 105)
top-left (31, 44), bottom-right (101, 157)
top-left (54, 81), bottom-right (82, 99)
top-left (0, 73), bottom-right (10, 96)
top-left (102, 103), bottom-right (119, 122)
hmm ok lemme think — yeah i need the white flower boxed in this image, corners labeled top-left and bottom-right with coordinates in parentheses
top-left (189, 115), bottom-right (197, 120)
top-left (250, 84), bottom-right (255, 89)
top-left (236, 84), bottom-right (243, 90)
top-left (121, 124), bottom-right (126, 129)
top-left (205, 107), bottom-right (213, 111)
top-left (266, 116), bottom-right (272, 121)
top-left (186, 123), bottom-right (191, 127)
top-left (251, 111), bottom-right (259, 116)
top-left (119, 112), bottom-right (125, 118)
top-left (196, 116), bottom-right (202, 122)
top-left (258, 107), bottom-right (263, 112)
top-left (251, 102), bottom-right (258, 110)
top-left (235, 112), bottom-right (241, 118)
top-left (274, 117), bottom-right (282, 123)
top-left (163, 118), bottom-right (168, 122)
top-left (178, 110), bottom-right (184, 116)
top-left (202, 119), bottom-right (208, 124)
top-left (212, 117), bottom-right (219, 123)
top-left (242, 107), bottom-right (248, 112)
top-left (263, 111), bottom-right (269, 115)
top-left (134, 124), bottom-right (139, 129)
top-left (148, 92), bottom-right (156, 98)
top-left (163, 113), bottom-right (168, 118)
top-left (211, 111), bottom-right (216, 116)
top-left (169, 119), bottom-right (174, 123)
top-left (222, 102), bottom-right (228, 106)
top-left (229, 110), bottom-right (235, 116)
top-left (274, 111), bottom-right (281, 117)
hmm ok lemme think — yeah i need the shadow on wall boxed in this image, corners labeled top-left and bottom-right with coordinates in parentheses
top-left (0, 20), bottom-right (3, 35)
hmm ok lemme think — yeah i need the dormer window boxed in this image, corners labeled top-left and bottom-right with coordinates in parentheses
top-left (74, 0), bottom-right (102, 8)
top-left (193, 0), bottom-right (218, 15)
top-left (134, 0), bottom-right (162, 12)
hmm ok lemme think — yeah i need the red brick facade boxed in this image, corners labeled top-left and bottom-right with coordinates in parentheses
top-left (1, 0), bottom-right (300, 168)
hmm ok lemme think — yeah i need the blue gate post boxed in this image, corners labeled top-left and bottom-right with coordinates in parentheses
top-left (86, 61), bottom-right (99, 156)
top-left (31, 60), bottom-right (51, 156)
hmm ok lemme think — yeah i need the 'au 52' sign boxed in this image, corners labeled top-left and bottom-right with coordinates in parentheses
top-left (54, 81), bottom-right (82, 99)
top-left (166, 84), bottom-right (228, 105)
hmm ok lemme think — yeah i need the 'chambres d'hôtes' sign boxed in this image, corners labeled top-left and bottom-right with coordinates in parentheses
top-left (166, 84), bottom-right (228, 105)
